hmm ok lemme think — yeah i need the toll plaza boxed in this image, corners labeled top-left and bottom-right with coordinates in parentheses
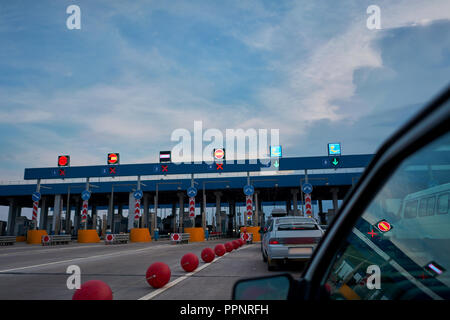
top-left (0, 154), bottom-right (373, 241)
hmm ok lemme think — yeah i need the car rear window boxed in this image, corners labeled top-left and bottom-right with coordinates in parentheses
top-left (277, 223), bottom-right (318, 231)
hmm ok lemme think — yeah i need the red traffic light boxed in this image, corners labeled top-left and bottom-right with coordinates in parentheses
top-left (107, 153), bottom-right (120, 165)
top-left (58, 155), bottom-right (70, 167)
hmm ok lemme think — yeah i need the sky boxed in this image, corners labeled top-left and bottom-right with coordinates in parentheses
top-left (0, 1), bottom-right (449, 220)
top-left (1, 0), bottom-right (450, 179)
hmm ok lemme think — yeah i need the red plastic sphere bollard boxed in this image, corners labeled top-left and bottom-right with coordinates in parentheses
top-left (181, 253), bottom-right (199, 272)
top-left (239, 239), bottom-right (245, 246)
top-left (224, 242), bottom-right (233, 252)
top-left (72, 280), bottom-right (113, 300)
top-left (214, 244), bottom-right (226, 256)
top-left (146, 262), bottom-right (171, 288)
top-left (201, 248), bottom-right (215, 263)
top-left (232, 240), bottom-right (240, 249)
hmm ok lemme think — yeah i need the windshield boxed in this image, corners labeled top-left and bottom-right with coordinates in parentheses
top-left (0, 0), bottom-right (449, 303)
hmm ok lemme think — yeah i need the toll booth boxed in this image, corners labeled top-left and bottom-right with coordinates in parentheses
top-left (14, 216), bottom-right (31, 237)
top-left (112, 214), bottom-right (128, 234)
top-left (326, 209), bottom-right (336, 224)
top-left (0, 221), bottom-right (6, 236)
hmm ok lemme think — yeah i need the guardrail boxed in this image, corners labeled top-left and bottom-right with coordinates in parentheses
top-left (157, 235), bottom-right (170, 241)
top-left (208, 232), bottom-right (226, 240)
top-left (0, 236), bottom-right (16, 246)
top-left (171, 233), bottom-right (190, 244)
top-left (104, 233), bottom-right (129, 245)
top-left (42, 235), bottom-right (72, 246)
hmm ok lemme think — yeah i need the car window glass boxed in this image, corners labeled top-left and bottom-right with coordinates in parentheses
top-left (277, 223), bottom-right (318, 231)
top-left (323, 128), bottom-right (450, 300)
top-left (438, 194), bottom-right (449, 214)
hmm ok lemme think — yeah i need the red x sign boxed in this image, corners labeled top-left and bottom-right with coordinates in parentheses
top-left (109, 167), bottom-right (116, 174)
top-left (216, 163), bottom-right (223, 170)
top-left (161, 165), bottom-right (168, 172)
top-left (59, 169), bottom-right (65, 176)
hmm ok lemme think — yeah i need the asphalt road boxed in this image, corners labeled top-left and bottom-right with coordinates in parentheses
top-left (0, 239), bottom-right (306, 300)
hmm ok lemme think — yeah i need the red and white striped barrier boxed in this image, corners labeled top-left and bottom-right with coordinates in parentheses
top-left (32, 201), bottom-right (39, 221)
top-left (81, 200), bottom-right (88, 222)
top-left (240, 232), bottom-right (253, 243)
top-left (305, 193), bottom-right (312, 216)
top-left (246, 195), bottom-right (253, 217)
top-left (134, 199), bottom-right (141, 220)
top-left (42, 235), bottom-right (51, 245)
top-left (189, 197), bottom-right (195, 217)
top-left (105, 234), bottom-right (115, 243)
top-left (171, 233), bottom-right (181, 242)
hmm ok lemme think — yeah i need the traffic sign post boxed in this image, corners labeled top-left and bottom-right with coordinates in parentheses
top-left (305, 194), bottom-right (312, 217)
top-left (187, 187), bottom-right (197, 198)
top-left (245, 195), bottom-right (253, 226)
top-left (243, 185), bottom-right (254, 196)
top-left (134, 199), bottom-right (141, 221)
top-left (189, 197), bottom-right (195, 218)
top-left (31, 189), bottom-right (41, 229)
top-left (82, 179), bottom-right (90, 230)
top-left (32, 191), bottom-right (41, 202)
top-left (302, 183), bottom-right (313, 194)
top-left (133, 190), bottom-right (143, 200)
top-left (81, 190), bottom-right (91, 201)
top-left (81, 200), bottom-right (88, 226)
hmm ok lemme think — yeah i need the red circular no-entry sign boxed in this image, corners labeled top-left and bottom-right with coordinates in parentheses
top-left (108, 153), bottom-right (119, 165)
top-left (377, 221), bottom-right (391, 232)
top-left (171, 233), bottom-right (180, 241)
top-left (214, 149), bottom-right (225, 160)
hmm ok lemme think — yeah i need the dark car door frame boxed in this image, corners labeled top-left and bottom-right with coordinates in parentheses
top-left (300, 85), bottom-right (450, 300)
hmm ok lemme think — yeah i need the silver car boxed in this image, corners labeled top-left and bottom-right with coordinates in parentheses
top-left (261, 216), bottom-right (324, 270)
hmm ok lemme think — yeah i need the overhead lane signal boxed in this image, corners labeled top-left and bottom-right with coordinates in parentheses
top-left (331, 157), bottom-right (340, 167)
top-left (58, 155), bottom-right (70, 167)
top-left (160, 151), bottom-right (171, 163)
top-left (107, 153), bottom-right (120, 165)
top-left (213, 148), bottom-right (225, 161)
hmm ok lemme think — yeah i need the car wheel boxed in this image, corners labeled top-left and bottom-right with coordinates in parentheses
top-left (267, 258), bottom-right (276, 271)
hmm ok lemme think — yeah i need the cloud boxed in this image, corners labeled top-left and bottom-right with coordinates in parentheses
top-left (239, 0), bottom-right (450, 152)
top-left (0, 0), bottom-right (449, 181)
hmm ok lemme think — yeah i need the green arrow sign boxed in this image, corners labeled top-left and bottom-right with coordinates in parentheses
top-left (332, 158), bottom-right (339, 166)
top-left (273, 160), bottom-right (279, 168)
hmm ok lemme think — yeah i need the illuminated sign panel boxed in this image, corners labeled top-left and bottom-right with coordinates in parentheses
top-left (328, 143), bottom-right (341, 156)
top-left (159, 151), bottom-right (171, 163)
top-left (270, 146), bottom-right (282, 158)
top-left (107, 153), bottom-right (120, 165)
top-left (58, 155), bottom-right (70, 167)
top-left (213, 148), bottom-right (225, 161)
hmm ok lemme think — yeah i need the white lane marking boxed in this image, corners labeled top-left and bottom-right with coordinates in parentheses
top-left (138, 244), bottom-right (256, 300)
top-left (0, 244), bottom-right (172, 273)
top-left (0, 244), bottom-right (106, 257)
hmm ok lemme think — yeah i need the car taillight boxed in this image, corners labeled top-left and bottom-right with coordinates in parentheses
top-left (269, 238), bottom-right (282, 244)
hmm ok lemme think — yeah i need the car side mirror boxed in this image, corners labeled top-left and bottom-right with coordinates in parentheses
top-left (232, 274), bottom-right (299, 300)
